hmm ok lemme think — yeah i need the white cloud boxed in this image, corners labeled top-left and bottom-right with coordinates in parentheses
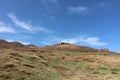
top-left (61, 38), bottom-right (79, 44)
top-left (8, 13), bottom-right (32, 31)
top-left (18, 41), bottom-right (30, 45)
top-left (0, 22), bottom-right (16, 33)
top-left (61, 36), bottom-right (107, 46)
top-left (41, 35), bottom-right (107, 46)
top-left (41, 41), bottom-right (52, 45)
top-left (82, 37), bottom-right (107, 46)
top-left (8, 12), bottom-right (53, 33)
top-left (68, 6), bottom-right (88, 15)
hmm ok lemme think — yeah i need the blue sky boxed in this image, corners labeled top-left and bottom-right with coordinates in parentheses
top-left (0, 0), bottom-right (120, 52)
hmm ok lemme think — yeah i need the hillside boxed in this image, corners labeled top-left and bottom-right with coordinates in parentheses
top-left (43, 42), bottom-right (98, 52)
top-left (0, 40), bottom-right (25, 48)
top-left (0, 40), bottom-right (120, 80)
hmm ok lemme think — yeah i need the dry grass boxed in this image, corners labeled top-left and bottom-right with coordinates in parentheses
top-left (0, 44), bottom-right (120, 80)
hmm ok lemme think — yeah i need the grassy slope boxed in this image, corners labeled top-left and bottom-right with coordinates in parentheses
top-left (0, 49), bottom-right (65, 80)
top-left (0, 47), bottom-right (120, 80)
top-left (49, 50), bottom-right (120, 80)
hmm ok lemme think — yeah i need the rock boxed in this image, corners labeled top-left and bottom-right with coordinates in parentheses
top-left (54, 42), bottom-right (70, 46)
top-left (99, 48), bottom-right (109, 52)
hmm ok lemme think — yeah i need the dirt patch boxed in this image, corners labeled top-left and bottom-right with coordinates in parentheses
top-left (53, 66), bottom-right (68, 76)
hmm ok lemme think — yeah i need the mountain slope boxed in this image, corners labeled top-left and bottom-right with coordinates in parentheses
top-left (0, 40), bottom-right (24, 48)
top-left (43, 42), bottom-right (98, 52)
top-left (0, 40), bottom-right (120, 80)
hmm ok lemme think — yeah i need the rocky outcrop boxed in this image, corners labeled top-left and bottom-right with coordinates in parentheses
top-left (99, 48), bottom-right (109, 52)
top-left (54, 42), bottom-right (70, 46)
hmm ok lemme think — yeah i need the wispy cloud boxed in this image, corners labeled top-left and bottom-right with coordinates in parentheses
top-left (41, 0), bottom-right (60, 14)
top-left (41, 0), bottom-right (58, 6)
top-left (41, 35), bottom-right (107, 46)
top-left (91, 1), bottom-right (109, 10)
top-left (81, 37), bottom-right (107, 46)
top-left (68, 6), bottom-right (89, 15)
top-left (61, 36), bottom-right (107, 46)
top-left (98, 2), bottom-right (106, 7)
top-left (98, 2), bottom-right (108, 7)
top-left (49, 0), bottom-right (58, 5)
top-left (8, 13), bottom-right (32, 31)
top-left (0, 22), bottom-right (16, 33)
top-left (41, 41), bottom-right (52, 45)
top-left (8, 13), bottom-right (53, 33)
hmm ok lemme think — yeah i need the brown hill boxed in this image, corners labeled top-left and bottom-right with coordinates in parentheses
top-left (0, 41), bottom-right (120, 80)
top-left (42, 42), bottom-right (98, 52)
top-left (0, 40), bottom-right (117, 54)
top-left (42, 42), bottom-right (118, 55)
top-left (0, 39), bottom-right (25, 48)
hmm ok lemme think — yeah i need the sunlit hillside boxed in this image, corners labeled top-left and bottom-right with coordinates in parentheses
top-left (0, 40), bottom-right (120, 80)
